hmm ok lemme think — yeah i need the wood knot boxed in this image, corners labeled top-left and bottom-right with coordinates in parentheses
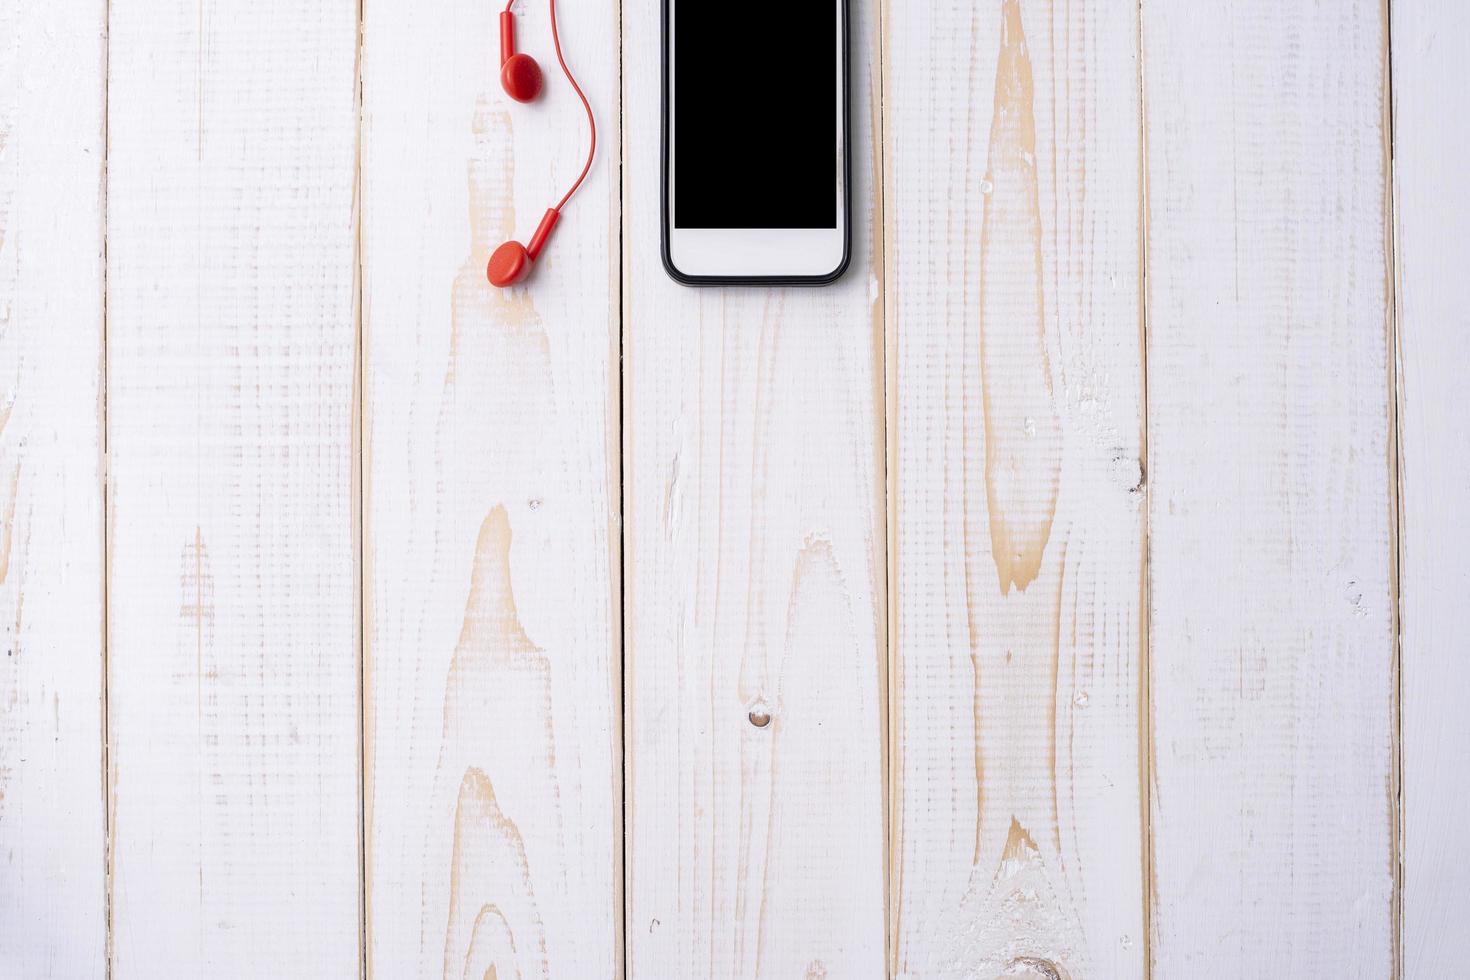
top-left (1005, 956), bottom-right (1069, 980)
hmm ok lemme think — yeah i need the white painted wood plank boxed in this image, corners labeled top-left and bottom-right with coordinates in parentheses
top-left (104, 1), bottom-right (362, 975)
top-left (0, 0), bottom-right (107, 974)
top-left (1393, 2), bottom-right (1470, 975)
top-left (1143, 1), bottom-right (1395, 974)
top-left (885, 1), bottom-right (1146, 976)
top-left (622, 0), bottom-right (886, 976)
top-left (359, 0), bottom-right (621, 975)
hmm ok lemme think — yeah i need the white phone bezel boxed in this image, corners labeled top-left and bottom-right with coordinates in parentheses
top-left (665, 0), bottom-right (847, 281)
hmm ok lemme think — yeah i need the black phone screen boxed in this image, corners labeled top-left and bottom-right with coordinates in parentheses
top-left (672, 1), bottom-right (838, 229)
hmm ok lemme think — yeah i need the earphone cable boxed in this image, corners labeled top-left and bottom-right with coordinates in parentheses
top-left (547, 0), bottom-right (597, 212)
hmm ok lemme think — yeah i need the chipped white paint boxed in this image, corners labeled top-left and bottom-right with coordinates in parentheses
top-left (1393, 2), bottom-right (1470, 976)
top-left (622, 0), bottom-right (886, 975)
top-left (0, 0), bottom-right (107, 975)
top-left (886, 1), bottom-right (1146, 976)
top-left (4, 2), bottom-right (1469, 976)
top-left (1143, 0), bottom-right (1396, 975)
top-left (104, 0), bottom-right (362, 974)
top-left (360, 0), bottom-right (621, 975)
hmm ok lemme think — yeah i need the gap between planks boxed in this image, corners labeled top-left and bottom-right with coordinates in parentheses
top-left (82, 0), bottom-right (1413, 975)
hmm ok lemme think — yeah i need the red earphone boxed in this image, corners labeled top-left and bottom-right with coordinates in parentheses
top-left (487, 0), bottom-right (597, 288)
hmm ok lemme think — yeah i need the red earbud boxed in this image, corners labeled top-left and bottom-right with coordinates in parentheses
top-left (499, 11), bottom-right (544, 102)
top-left (487, 208), bottom-right (560, 287)
top-left (487, 0), bottom-right (596, 289)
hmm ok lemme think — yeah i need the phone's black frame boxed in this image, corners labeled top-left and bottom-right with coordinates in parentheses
top-left (660, 0), bottom-right (852, 287)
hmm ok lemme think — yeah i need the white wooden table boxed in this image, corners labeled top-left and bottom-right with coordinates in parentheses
top-left (1, 0), bottom-right (1464, 977)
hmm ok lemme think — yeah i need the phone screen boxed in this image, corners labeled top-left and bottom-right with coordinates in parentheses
top-left (673, 1), bottom-right (838, 230)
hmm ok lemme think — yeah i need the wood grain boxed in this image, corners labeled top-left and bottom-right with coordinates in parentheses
top-left (104, 0), bottom-right (362, 974)
top-left (886, 1), bottom-right (1146, 976)
top-left (6, 2), bottom-right (1463, 972)
top-left (1392, 2), bottom-right (1470, 975)
top-left (0, 0), bottom-right (108, 974)
top-left (359, 0), bottom-right (622, 975)
top-left (622, 0), bottom-right (887, 976)
top-left (1142, 0), bottom-right (1396, 974)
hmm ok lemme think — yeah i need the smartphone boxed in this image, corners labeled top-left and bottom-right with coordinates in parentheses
top-left (662, 0), bottom-right (851, 285)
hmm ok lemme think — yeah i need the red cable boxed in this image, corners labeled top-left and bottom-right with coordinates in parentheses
top-left (502, 0), bottom-right (596, 211)
top-left (547, 0), bottom-right (597, 211)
